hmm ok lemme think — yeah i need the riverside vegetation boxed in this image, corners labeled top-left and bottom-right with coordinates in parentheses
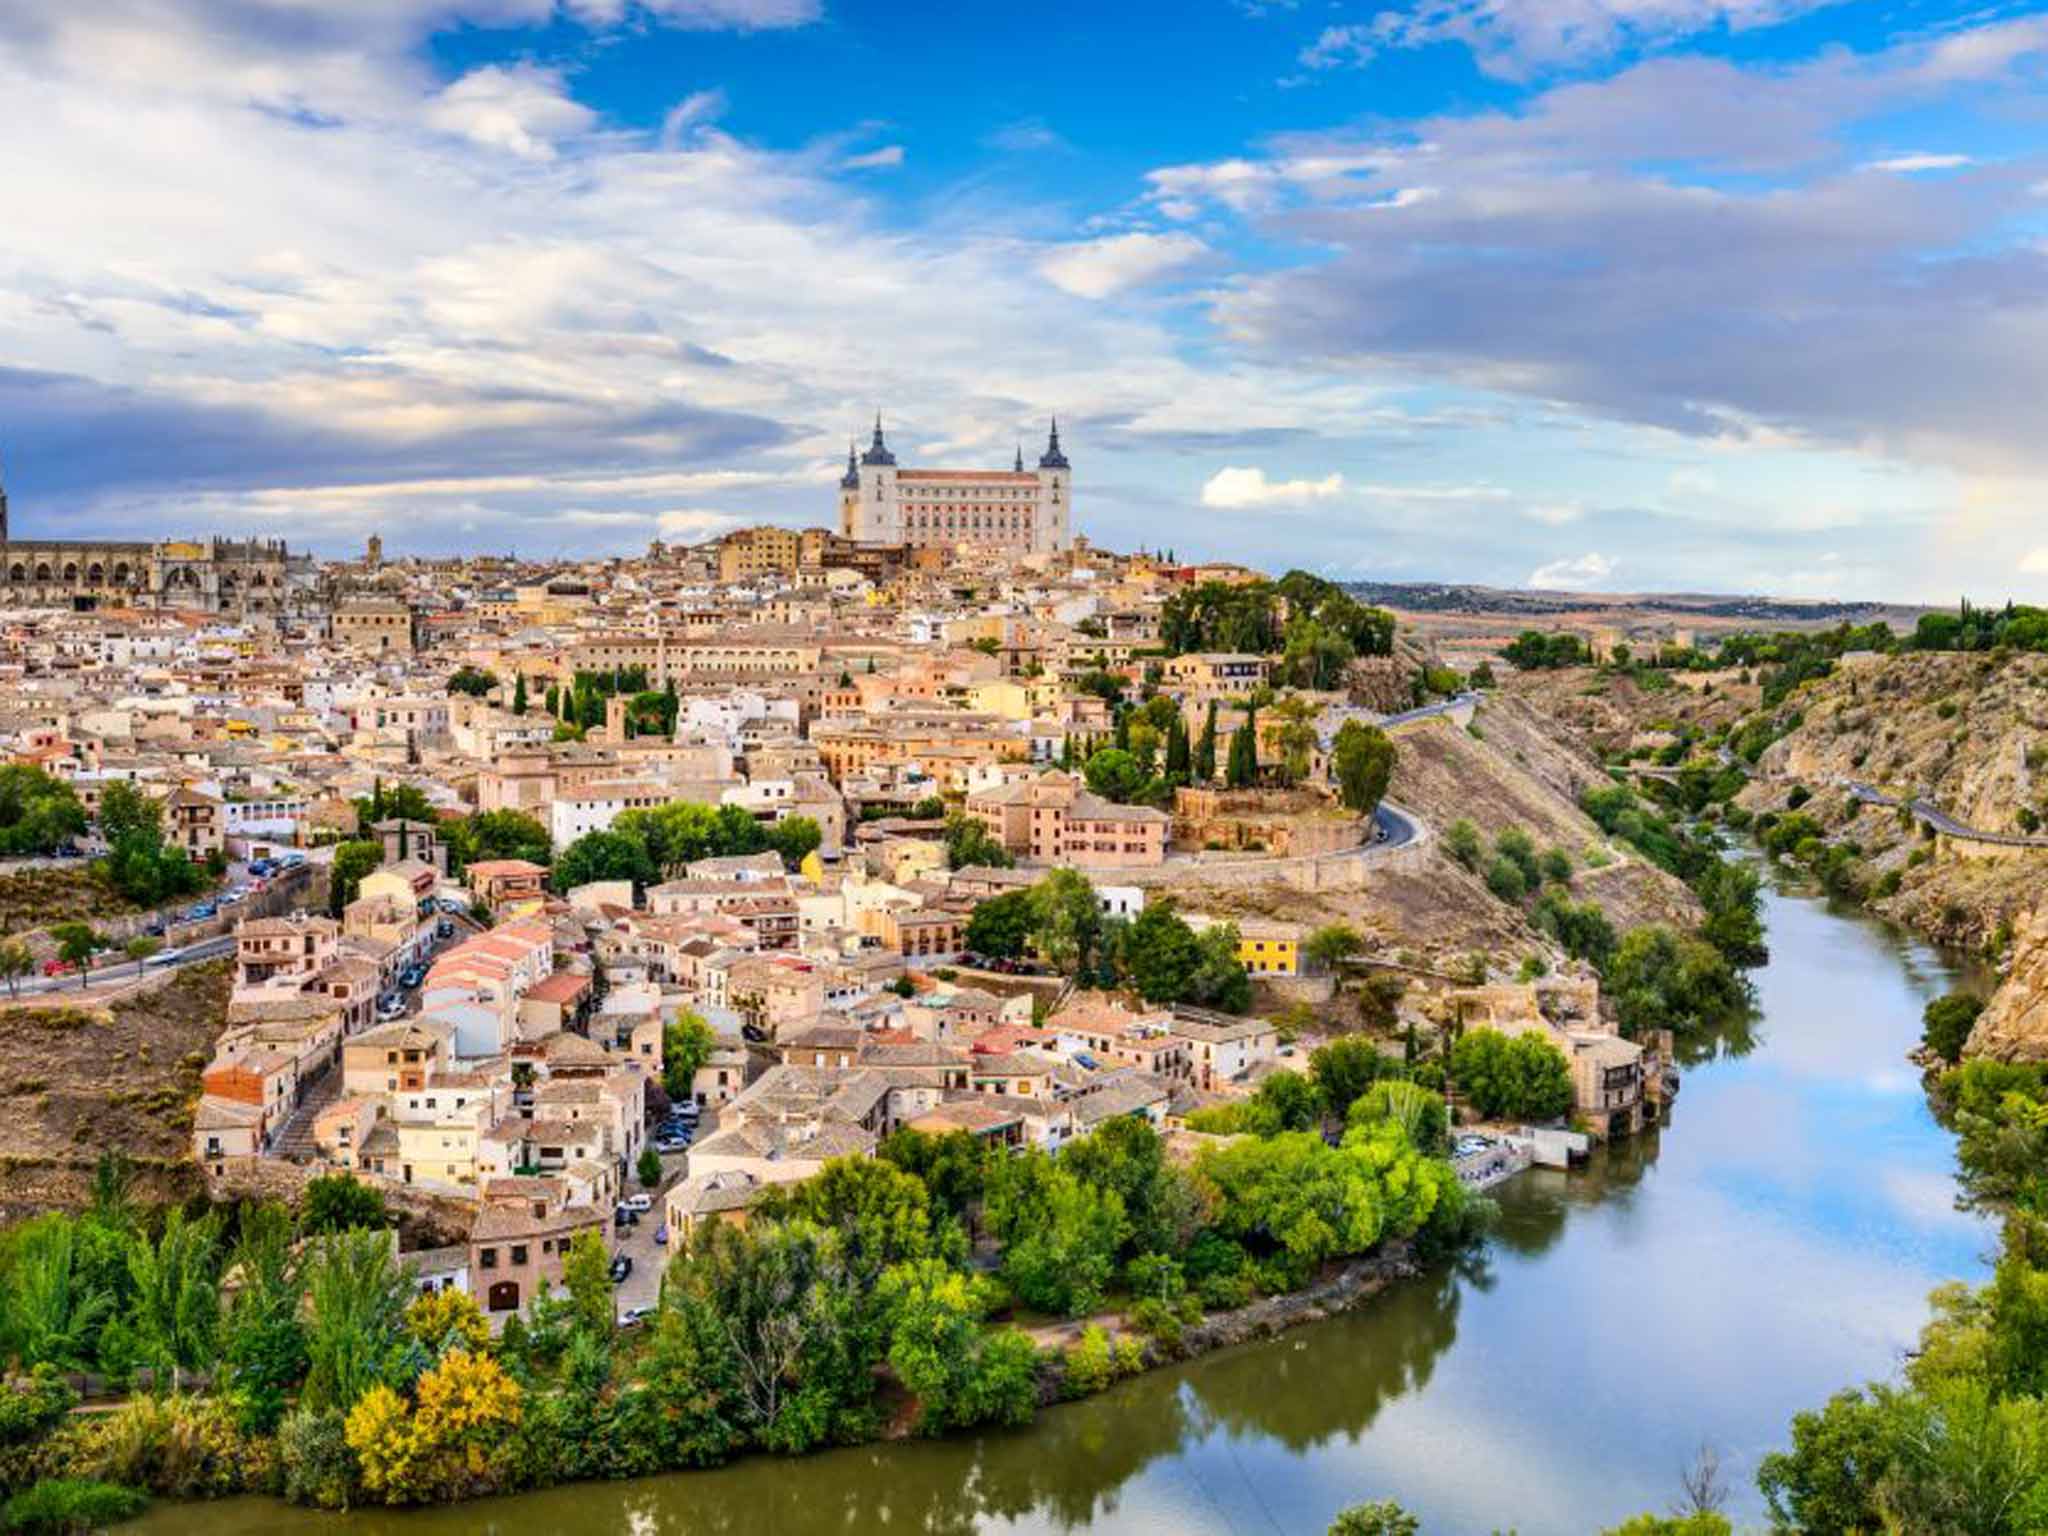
top-left (0, 1099), bottom-right (1486, 1526)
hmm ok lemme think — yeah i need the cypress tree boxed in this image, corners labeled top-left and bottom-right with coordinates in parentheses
top-left (1227, 705), bottom-right (1259, 788)
top-left (1165, 710), bottom-right (1190, 781)
top-left (512, 675), bottom-right (528, 715)
top-left (1195, 701), bottom-right (1218, 784)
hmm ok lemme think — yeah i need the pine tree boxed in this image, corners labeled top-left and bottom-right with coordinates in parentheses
top-left (544, 683), bottom-right (559, 717)
top-left (1195, 701), bottom-right (1218, 784)
top-left (511, 675), bottom-right (528, 715)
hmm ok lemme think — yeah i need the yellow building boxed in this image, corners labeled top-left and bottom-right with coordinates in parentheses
top-left (718, 525), bottom-right (802, 581)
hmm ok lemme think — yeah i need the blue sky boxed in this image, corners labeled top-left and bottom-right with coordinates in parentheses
top-left (4, 0), bottom-right (2048, 599)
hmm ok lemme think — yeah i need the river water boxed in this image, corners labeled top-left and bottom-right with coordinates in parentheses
top-left (144, 870), bottom-right (1995, 1536)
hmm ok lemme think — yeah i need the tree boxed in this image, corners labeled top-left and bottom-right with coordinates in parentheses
top-left (125, 1208), bottom-right (225, 1386)
top-left (123, 935), bottom-right (161, 976)
top-left (3, 1217), bottom-right (111, 1369)
top-left (1185, 922), bottom-right (1252, 1013)
top-left (661, 1010), bottom-right (716, 1103)
top-left (943, 812), bottom-right (1013, 871)
top-left (637, 1144), bottom-right (664, 1189)
top-left (965, 890), bottom-right (1034, 959)
top-left (1485, 854), bottom-right (1528, 903)
top-left (1348, 1080), bottom-right (1449, 1155)
top-left (1194, 700), bottom-right (1219, 784)
top-left (0, 939), bottom-right (33, 997)
top-left (327, 840), bottom-right (384, 917)
top-left (347, 1348), bottom-right (523, 1504)
top-left (511, 674), bottom-right (528, 715)
top-left (220, 1204), bottom-right (307, 1430)
top-left (1331, 722), bottom-right (1396, 816)
top-left (1924, 991), bottom-right (1986, 1065)
top-left (561, 1230), bottom-right (614, 1337)
top-left (50, 923), bottom-right (100, 988)
top-left (446, 666), bottom-right (496, 698)
top-left (1029, 868), bottom-right (1101, 977)
top-left (1450, 1028), bottom-right (1574, 1122)
top-left (1328, 1502), bottom-right (1420, 1536)
top-left (303, 1173), bottom-right (388, 1235)
top-left (1603, 925), bottom-right (1751, 1038)
top-left (552, 829), bottom-right (656, 895)
top-left (1082, 748), bottom-right (1146, 804)
top-left (1309, 1036), bottom-right (1397, 1122)
top-left (97, 781), bottom-right (160, 843)
top-left (1305, 923), bottom-right (1363, 974)
top-left (1226, 706), bottom-right (1259, 787)
top-left (1116, 900), bottom-right (1202, 1003)
top-left (0, 766), bottom-right (87, 855)
top-left (765, 815), bottom-right (822, 869)
top-left (984, 1153), bottom-right (1127, 1317)
top-left (444, 809), bottom-right (551, 875)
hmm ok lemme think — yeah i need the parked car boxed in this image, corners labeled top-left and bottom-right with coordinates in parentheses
top-left (608, 1255), bottom-right (633, 1284)
top-left (652, 1225), bottom-right (668, 1246)
top-left (675, 1101), bottom-right (701, 1121)
top-left (399, 966), bottom-right (425, 989)
top-left (623, 1193), bottom-right (654, 1214)
top-left (618, 1305), bottom-right (651, 1329)
top-left (42, 959), bottom-right (74, 977)
top-left (436, 919), bottom-right (453, 939)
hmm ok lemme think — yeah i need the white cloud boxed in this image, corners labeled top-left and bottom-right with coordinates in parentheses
top-left (1863, 152), bottom-right (1973, 173)
top-left (1038, 232), bottom-right (1206, 299)
top-left (425, 65), bottom-right (594, 160)
top-left (841, 144), bottom-right (906, 170)
top-left (660, 89), bottom-right (728, 145)
top-left (1200, 465), bottom-right (1345, 508)
top-left (1528, 551), bottom-right (1617, 589)
top-left (2020, 548), bottom-right (2048, 575)
top-left (1522, 502), bottom-right (1585, 525)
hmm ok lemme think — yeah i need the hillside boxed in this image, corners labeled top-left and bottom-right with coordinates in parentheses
top-left (0, 960), bottom-right (230, 1217)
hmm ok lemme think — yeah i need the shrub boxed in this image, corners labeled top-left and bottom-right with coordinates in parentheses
top-left (59, 1396), bottom-right (270, 1499)
top-left (2, 1478), bottom-right (148, 1534)
top-left (1921, 991), bottom-right (1985, 1066)
top-left (1444, 819), bottom-right (1482, 871)
top-left (276, 1407), bottom-right (357, 1511)
top-left (1484, 855), bottom-right (1527, 903)
top-left (1061, 1325), bottom-right (1118, 1398)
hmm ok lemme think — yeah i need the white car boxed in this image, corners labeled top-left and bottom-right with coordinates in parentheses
top-left (622, 1192), bottom-right (654, 1214)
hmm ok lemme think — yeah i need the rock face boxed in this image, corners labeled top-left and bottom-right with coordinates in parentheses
top-left (1967, 908), bottom-right (2048, 1063)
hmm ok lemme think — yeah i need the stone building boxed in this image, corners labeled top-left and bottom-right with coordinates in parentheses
top-left (839, 417), bottom-right (1072, 554)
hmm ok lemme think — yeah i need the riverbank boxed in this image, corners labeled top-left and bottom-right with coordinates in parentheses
top-left (126, 868), bottom-right (1996, 1536)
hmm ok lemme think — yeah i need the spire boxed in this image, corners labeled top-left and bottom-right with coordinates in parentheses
top-left (1014, 443), bottom-right (1024, 473)
top-left (840, 439), bottom-right (860, 490)
top-left (860, 412), bottom-right (896, 467)
top-left (1037, 415), bottom-right (1069, 471)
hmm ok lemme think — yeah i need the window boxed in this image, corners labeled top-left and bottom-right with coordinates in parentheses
top-left (510, 1245), bottom-right (529, 1265)
top-left (479, 1247), bottom-right (498, 1269)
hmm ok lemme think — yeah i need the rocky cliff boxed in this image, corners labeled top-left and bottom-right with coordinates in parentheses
top-left (1968, 907), bottom-right (2048, 1063)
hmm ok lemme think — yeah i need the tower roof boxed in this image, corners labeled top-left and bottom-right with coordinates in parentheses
top-left (860, 413), bottom-right (896, 468)
top-left (840, 440), bottom-right (860, 489)
top-left (1037, 417), bottom-right (1069, 471)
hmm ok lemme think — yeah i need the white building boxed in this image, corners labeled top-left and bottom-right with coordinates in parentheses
top-left (839, 418), bottom-right (1072, 555)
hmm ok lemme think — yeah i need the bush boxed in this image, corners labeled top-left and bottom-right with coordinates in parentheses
top-left (1921, 991), bottom-right (1985, 1065)
top-left (59, 1396), bottom-right (271, 1499)
top-left (276, 1407), bottom-right (357, 1511)
top-left (1061, 1325), bottom-right (1119, 1398)
top-left (1484, 855), bottom-right (1527, 903)
top-left (2, 1478), bottom-right (148, 1534)
top-left (1444, 819), bottom-right (1483, 871)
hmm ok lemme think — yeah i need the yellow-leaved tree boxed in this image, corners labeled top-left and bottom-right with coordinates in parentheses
top-left (346, 1348), bottom-right (522, 1504)
top-left (406, 1287), bottom-right (491, 1353)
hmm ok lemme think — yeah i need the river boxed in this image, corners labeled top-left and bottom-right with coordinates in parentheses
top-left (143, 869), bottom-right (1996, 1536)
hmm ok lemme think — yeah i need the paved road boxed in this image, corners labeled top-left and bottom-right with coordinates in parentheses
top-left (1377, 691), bottom-right (1483, 731)
top-left (10, 933), bottom-right (234, 998)
top-left (1373, 802), bottom-right (1421, 849)
top-left (1847, 782), bottom-right (2048, 849)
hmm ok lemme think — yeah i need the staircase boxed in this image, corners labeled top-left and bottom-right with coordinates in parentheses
top-left (269, 1068), bottom-right (343, 1162)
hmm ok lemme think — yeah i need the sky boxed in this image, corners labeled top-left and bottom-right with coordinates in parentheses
top-left (3, 0), bottom-right (2048, 601)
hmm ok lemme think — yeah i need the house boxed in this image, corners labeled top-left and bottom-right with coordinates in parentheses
top-left (965, 770), bottom-right (1168, 868)
top-left (1169, 1007), bottom-right (1280, 1090)
top-left (467, 859), bottom-right (549, 911)
top-left (235, 913), bottom-right (339, 986)
top-left (166, 785), bottom-right (224, 856)
top-left (343, 1018), bottom-right (450, 1095)
top-left (467, 1179), bottom-right (607, 1315)
top-left (371, 817), bottom-right (447, 873)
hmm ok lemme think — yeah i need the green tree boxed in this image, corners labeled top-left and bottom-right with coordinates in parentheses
top-left (2, 1216), bottom-right (111, 1369)
top-left (765, 816), bottom-right (822, 869)
top-left (123, 935), bottom-right (162, 976)
top-left (50, 923), bottom-right (100, 988)
top-left (219, 1203), bottom-right (307, 1432)
top-left (1305, 922), bottom-right (1363, 974)
top-left (1226, 706), bottom-right (1259, 787)
top-left (552, 829), bottom-right (657, 895)
top-left (661, 1010), bottom-right (717, 1103)
top-left (1116, 900), bottom-right (1202, 1003)
top-left (943, 811), bottom-right (1014, 871)
top-left (0, 766), bottom-right (87, 855)
top-left (1450, 1028), bottom-right (1574, 1121)
top-left (1029, 868), bottom-right (1101, 977)
top-left (1309, 1036), bottom-right (1397, 1122)
top-left (1444, 818), bottom-right (1483, 870)
top-left (965, 889), bottom-right (1034, 959)
top-left (1924, 991), bottom-right (1986, 1065)
top-left (125, 1209), bottom-right (225, 1385)
top-left (444, 809), bottom-right (551, 875)
top-left (97, 781), bottom-right (161, 843)
top-left (637, 1144), bottom-right (664, 1189)
top-left (1603, 924), bottom-right (1752, 1038)
top-left (1485, 854), bottom-right (1528, 903)
top-left (1082, 747), bottom-right (1147, 804)
top-left (0, 938), bottom-right (32, 997)
top-left (327, 840), bottom-right (384, 917)
top-left (1327, 1501), bottom-right (1420, 1536)
top-left (1348, 1079), bottom-right (1449, 1155)
top-left (303, 1173), bottom-right (388, 1235)
top-left (1331, 721), bottom-right (1396, 815)
top-left (561, 1230), bottom-right (614, 1337)
top-left (1194, 700), bottom-right (1219, 784)
top-left (446, 666), bottom-right (496, 698)
top-left (984, 1151), bottom-right (1127, 1317)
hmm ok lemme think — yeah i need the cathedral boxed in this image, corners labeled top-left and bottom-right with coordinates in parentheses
top-left (839, 418), bottom-right (1072, 554)
top-left (0, 462), bottom-right (308, 616)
